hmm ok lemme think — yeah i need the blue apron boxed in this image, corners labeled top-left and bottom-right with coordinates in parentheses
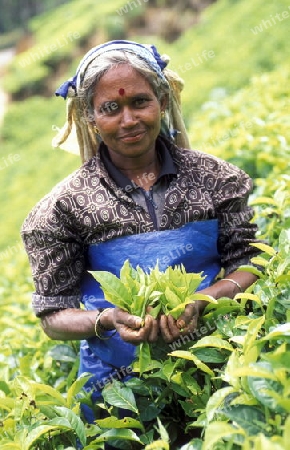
top-left (79, 220), bottom-right (220, 412)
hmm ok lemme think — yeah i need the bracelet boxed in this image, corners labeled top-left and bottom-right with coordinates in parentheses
top-left (220, 278), bottom-right (242, 292)
top-left (94, 308), bottom-right (117, 340)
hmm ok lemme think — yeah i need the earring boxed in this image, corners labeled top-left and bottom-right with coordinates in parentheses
top-left (93, 125), bottom-right (99, 134)
top-left (161, 111), bottom-right (165, 118)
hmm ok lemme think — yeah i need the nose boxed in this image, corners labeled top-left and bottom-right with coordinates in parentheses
top-left (121, 106), bottom-right (138, 128)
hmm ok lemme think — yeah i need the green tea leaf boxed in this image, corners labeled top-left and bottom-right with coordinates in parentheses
top-left (237, 264), bottom-right (265, 277)
top-left (91, 428), bottom-right (141, 444)
top-left (203, 421), bottom-right (245, 449)
top-left (167, 300), bottom-right (193, 319)
top-left (0, 445), bottom-right (22, 450)
top-left (190, 293), bottom-right (217, 303)
top-left (165, 287), bottom-right (181, 309)
top-left (283, 416), bottom-right (290, 448)
top-left (262, 323), bottom-right (290, 341)
top-left (206, 386), bottom-right (236, 422)
top-left (250, 242), bottom-right (276, 256)
top-left (66, 373), bottom-right (92, 409)
top-left (0, 398), bottom-right (14, 411)
top-left (138, 342), bottom-right (151, 376)
top-left (90, 271), bottom-right (130, 310)
top-left (234, 292), bottom-right (262, 307)
top-left (191, 336), bottom-right (234, 352)
top-left (54, 405), bottom-right (87, 446)
top-left (247, 362), bottom-right (286, 412)
top-left (220, 405), bottom-right (266, 436)
top-left (169, 351), bottom-right (214, 376)
top-left (48, 343), bottom-right (77, 362)
top-left (156, 417), bottom-right (170, 443)
top-left (232, 366), bottom-right (278, 380)
top-left (96, 416), bottom-right (144, 431)
top-left (102, 380), bottom-right (138, 413)
top-left (0, 380), bottom-right (10, 395)
top-left (188, 273), bottom-right (206, 293)
top-left (148, 302), bottom-right (162, 319)
top-left (243, 315), bottom-right (265, 355)
top-left (23, 425), bottom-right (67, 450)
top-left (32, 382), bottom-right (67, 406)
top-left (145, 440), bottom-right (170, 450)
top-left (192, 348), bottom-right (228, 364)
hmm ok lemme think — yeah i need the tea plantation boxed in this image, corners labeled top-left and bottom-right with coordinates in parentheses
top-left (0, 0), bottom-right (289, 448)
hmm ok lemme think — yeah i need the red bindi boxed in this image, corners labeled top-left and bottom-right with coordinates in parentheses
top-left (118, 88), bottom-right (125, 96)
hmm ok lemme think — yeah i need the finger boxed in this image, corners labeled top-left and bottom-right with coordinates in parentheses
top-left (178, 310), bottom-right (200, 336)
top-left (114, 309), bottom-right (143, 329)
top-left (167, 314), bottom-right (182, 340)
top-left (159, 315), bottom-right (170, 342)
top-left (119, 320), bottom-right (156, 344)
top-left (176, 303), bottom-right (196, 330)
top-left (145, 315), bottom-right (159, 343)
top-left (138, 315), bottom-right (159, 342)
top-left (116, 314), bottom-right (155, 344)
top-left (160, 314), bottom-right (180, 343)
top-left (187, 315), bottom-right (199, 332)
top-left (118, 325), bottom-right (147, 344)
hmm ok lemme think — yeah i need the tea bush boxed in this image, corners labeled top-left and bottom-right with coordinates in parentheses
top-left (188, 65), bottom-right (290, 181)
top-left (0, 228), bottom-right (289, 449)
top-left (0, 97), bottom-right (79, 249)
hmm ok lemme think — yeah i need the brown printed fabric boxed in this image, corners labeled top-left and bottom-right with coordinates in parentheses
top-left (21, 137), bottom-right (260, 316)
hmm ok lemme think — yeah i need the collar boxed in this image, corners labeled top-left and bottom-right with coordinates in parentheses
top-left (99, 136), bottom-right (177, 191)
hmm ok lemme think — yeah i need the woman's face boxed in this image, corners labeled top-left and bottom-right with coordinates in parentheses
top-left (92, 64), bottom-right (165, 163)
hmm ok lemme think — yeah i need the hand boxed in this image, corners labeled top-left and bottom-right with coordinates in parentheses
top-left (103, 308), bottom-right (159, 345)
top-left (160, 302), bottom-right (202, 344)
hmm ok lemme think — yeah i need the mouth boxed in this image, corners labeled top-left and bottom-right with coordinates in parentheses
top-left (118, 130), bottom-right (146, 143)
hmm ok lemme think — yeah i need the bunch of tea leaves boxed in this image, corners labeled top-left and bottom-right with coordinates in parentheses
top-left (92, 260), bottom-right (163, 320)
top-left (91, 260), bottom-right (214, 374)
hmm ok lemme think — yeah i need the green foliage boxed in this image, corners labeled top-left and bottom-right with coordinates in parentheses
top-left (0, 97), bottom-right (79, 250)
top-left (188, 65), bottom-right (290, 180)
top-left (169, 0), bottom-right (290, 119)
top-left (200, 231), bottom-right (290, 449)
top-left (250, 173), bottom-right (290, 248)
top-left (1, 231), bottom-right (289, 448)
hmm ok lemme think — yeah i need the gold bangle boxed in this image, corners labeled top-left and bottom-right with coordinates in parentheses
top-left (220, 278), bottom-right (242, 292)
top-left (94, 308), bottom-right (116, 340)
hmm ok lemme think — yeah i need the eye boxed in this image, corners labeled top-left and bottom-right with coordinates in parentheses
top-left (134, 97), bottom-right (149, 107)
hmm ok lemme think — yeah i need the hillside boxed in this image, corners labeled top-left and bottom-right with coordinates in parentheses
top-left (0, 0), bottom-right (289, 252)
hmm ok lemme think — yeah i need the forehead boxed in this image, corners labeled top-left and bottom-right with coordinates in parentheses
top-left (93, 64), bottom-right (154, 102)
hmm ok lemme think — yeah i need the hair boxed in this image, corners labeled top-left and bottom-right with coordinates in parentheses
top-left (52, 50), bottom-right (190, 162)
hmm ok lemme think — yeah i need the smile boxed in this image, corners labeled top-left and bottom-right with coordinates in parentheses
top-left (119, 131), bottom-right (146, 143)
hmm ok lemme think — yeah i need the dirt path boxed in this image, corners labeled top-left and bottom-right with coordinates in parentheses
top-left (0, 48), bottom-right (15, 126)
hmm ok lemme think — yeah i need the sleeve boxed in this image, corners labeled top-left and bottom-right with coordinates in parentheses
top-left (21, 194), bottom-right (85, 317)
top-left (212, 160), bottom-right (261, 275)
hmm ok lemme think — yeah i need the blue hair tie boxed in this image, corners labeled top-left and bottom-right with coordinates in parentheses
top-left (55, 75), bottom-right (77, 99)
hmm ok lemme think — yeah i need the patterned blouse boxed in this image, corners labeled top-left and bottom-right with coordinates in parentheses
top-left (21, 136), bottom-right (260, 316)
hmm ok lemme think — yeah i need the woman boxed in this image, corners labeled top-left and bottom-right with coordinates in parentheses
top-left (21, 40), bottom-right (260, 420)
